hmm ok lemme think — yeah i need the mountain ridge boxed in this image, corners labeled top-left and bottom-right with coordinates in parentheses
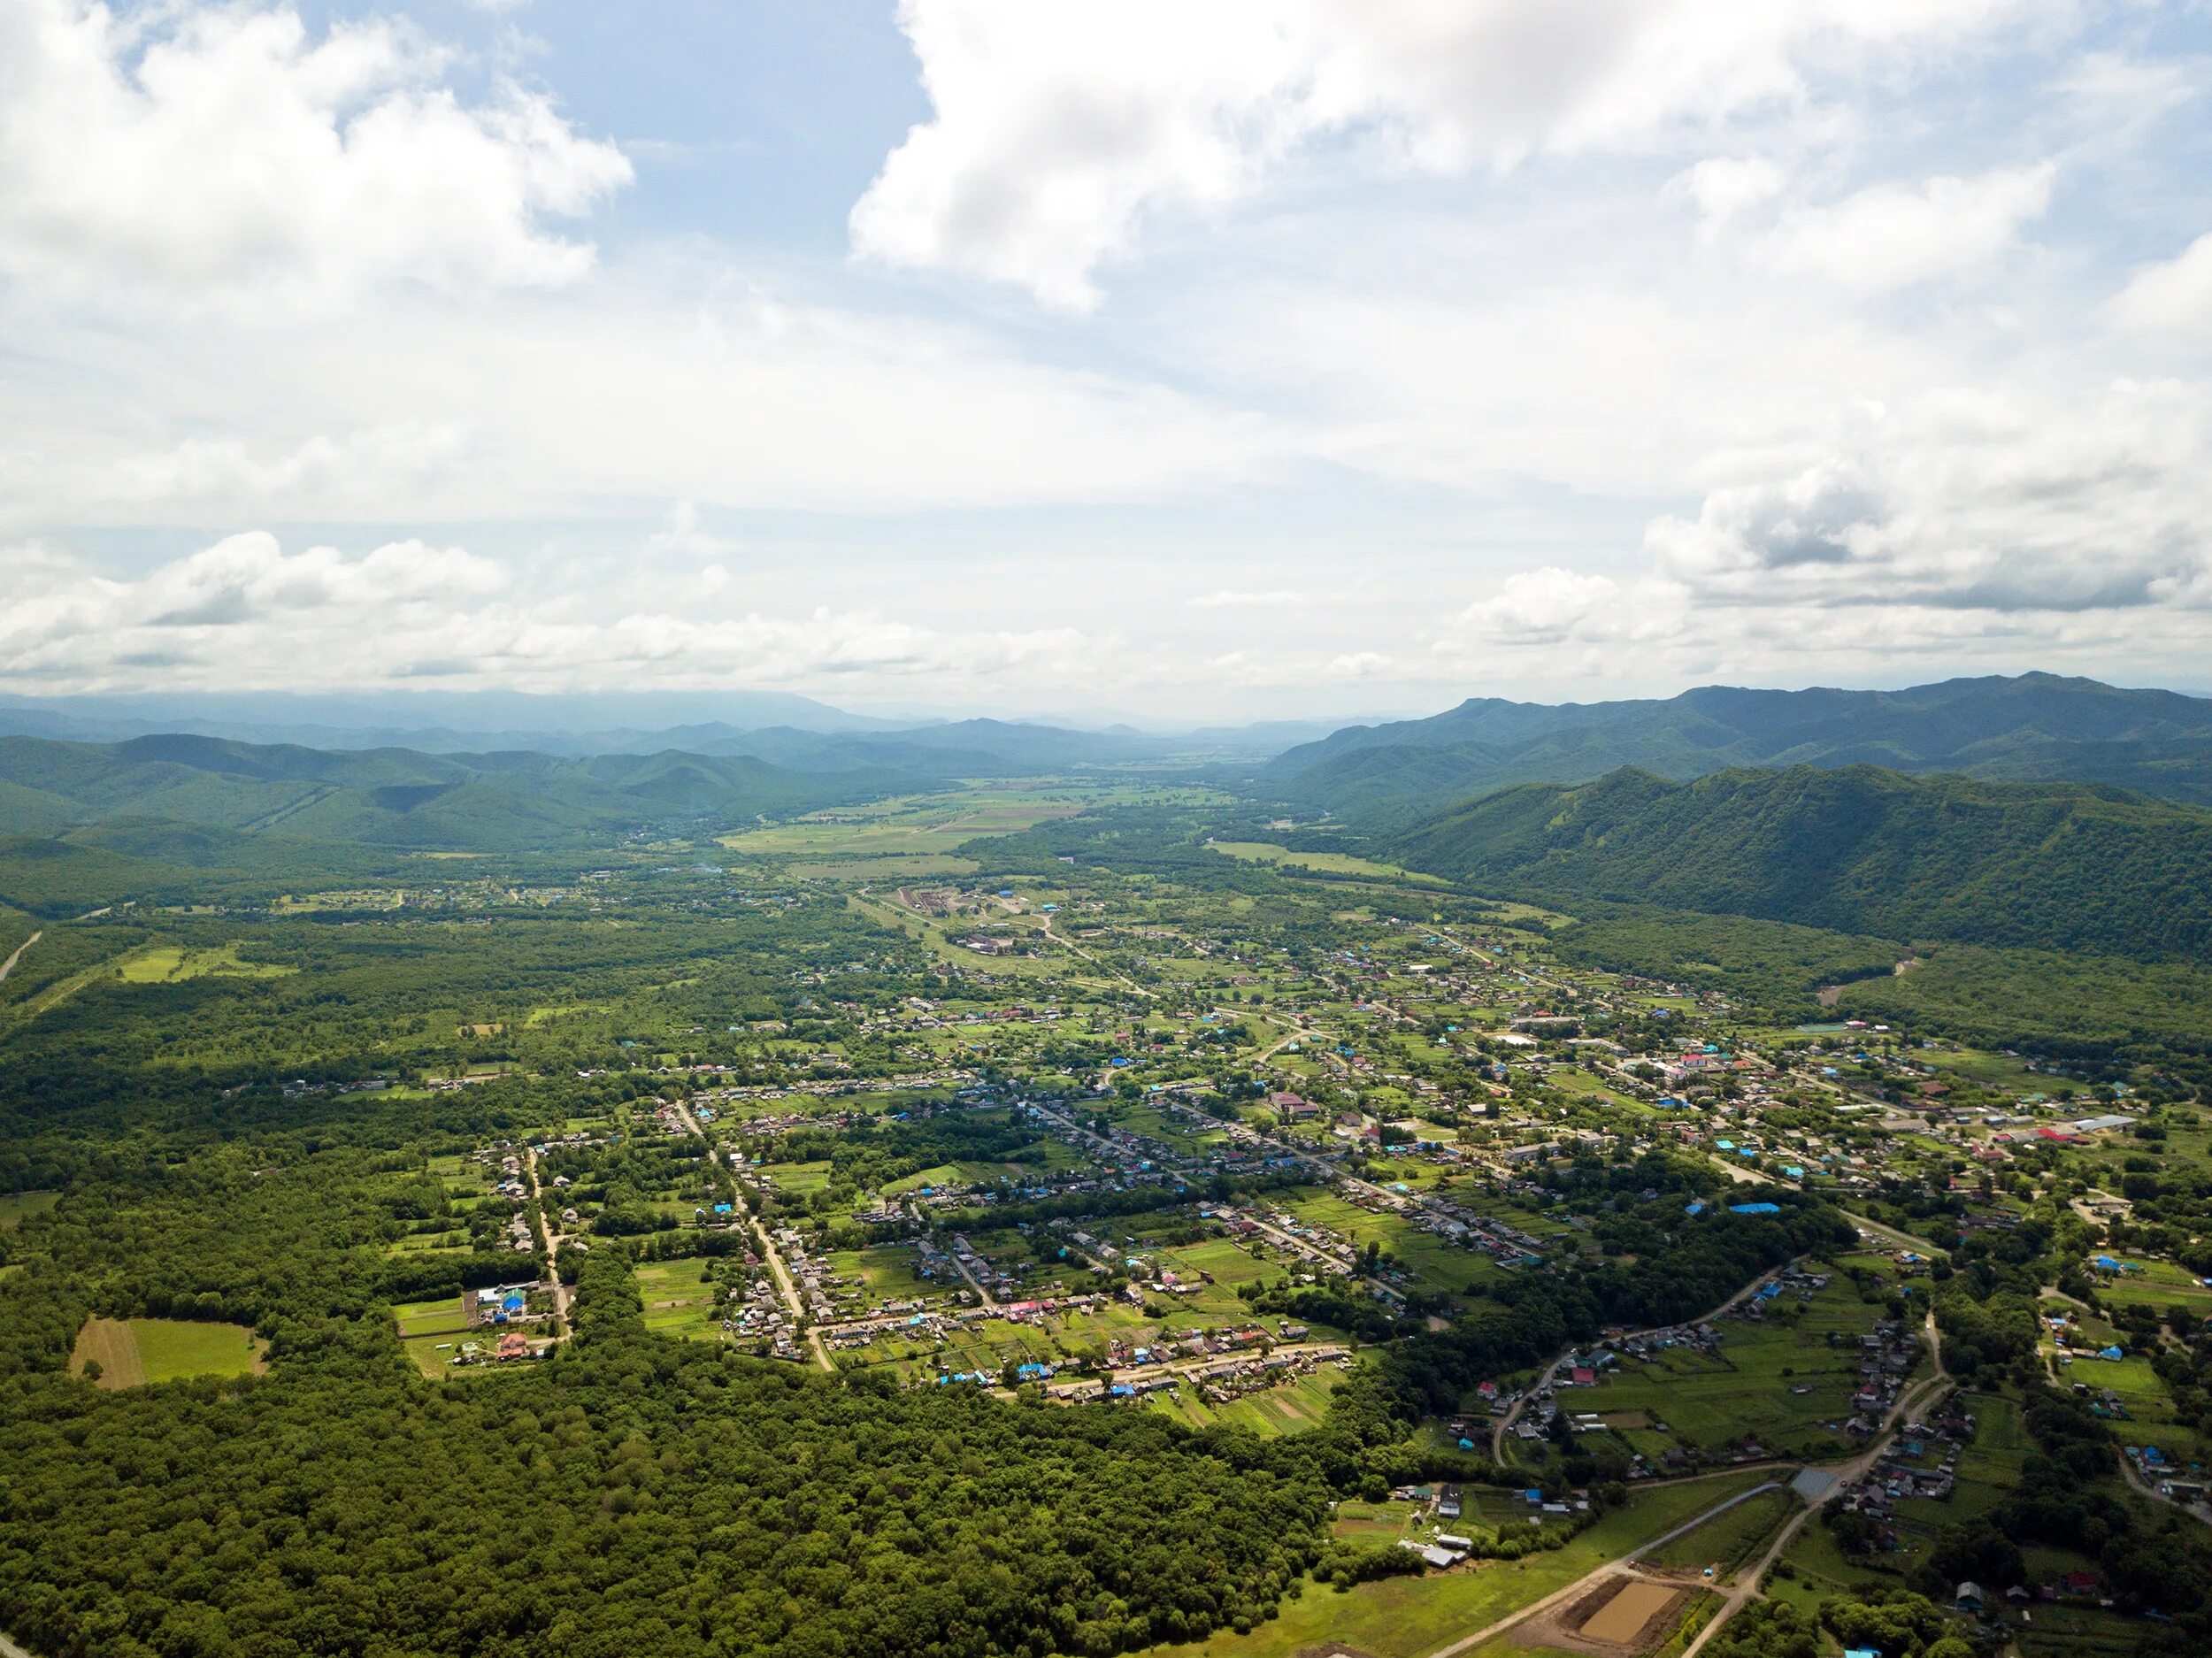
top-left (1263, 672), bottom-right (2212, 817)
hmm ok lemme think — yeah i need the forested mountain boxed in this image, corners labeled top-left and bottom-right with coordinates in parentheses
top-left (1382, 764), bottom-right (2212, 960)
top-left (0, 733), bottom-right (918, 864)
top-left (1265, 673), bottom-right (2212, 819)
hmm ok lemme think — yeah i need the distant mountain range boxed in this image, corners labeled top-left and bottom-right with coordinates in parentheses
top-left (1381, 764), bottom-right (2212, 961)
top-left (0, 692), bottom-right (1337, 761)
top-left (0, 733), bottom-right (932, 914)
top-left (1263, 673), bottom-right (2212, 817)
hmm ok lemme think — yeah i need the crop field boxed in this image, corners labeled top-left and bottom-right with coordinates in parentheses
top-left (8, 745), bottom-right (2210, 1658)
top-left (1150, 1367), bottom-right (1348, 1435)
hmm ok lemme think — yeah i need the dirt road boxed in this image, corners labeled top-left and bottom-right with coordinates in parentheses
top-left (0, 930), bottom-right (40, 987)
top-left (524, 1146), bottom-right (574, 1323)
top-left (1422, 1475), bottom-right (1781, 1658)
top-left (1677, 1313), bottom-right (1949, 1658)
top-left (1492, 1264), bottom-right (1797, 1461)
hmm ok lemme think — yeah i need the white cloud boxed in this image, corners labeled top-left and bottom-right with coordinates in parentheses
top-left (1646, 379), bottom-right (2212, 612)
top-left (1323, 650), bottom-right (1392, 679)
top-left (0, 272), bottom-right (1281, 527)
top-left (1762, 165), bottom-right (2056, 293)
top-left (1669, 155), bottom-right (1788, 231)
top-left (2108, 231), bottom-right (2212, 338)
top-left (0, 533), bottom-right (1096, 696)
top-left (0, 0), bottom-right (630, 313)
top-left (853, 0), bottom-right (2029, 305)
top-left (1450, 566), bottom-right (1625, 644)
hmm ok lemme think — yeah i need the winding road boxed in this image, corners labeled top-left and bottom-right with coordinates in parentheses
top-left (0, 929), bottom-right (40, 988)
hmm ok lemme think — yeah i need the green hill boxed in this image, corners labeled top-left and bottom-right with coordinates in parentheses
top-left (1383, 764), bottom-right (2212, 960)
top-left (1265, 673), bottom-right (2212, 820)
top-left (0, 733), bottom-right (922, 854)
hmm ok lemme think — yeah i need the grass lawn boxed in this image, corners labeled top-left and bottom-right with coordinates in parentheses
top-left (71, 1316), bottom-right (267, 1387)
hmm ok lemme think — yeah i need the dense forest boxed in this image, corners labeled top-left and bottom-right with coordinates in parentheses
top-left (1379, 764), bottom-right (2212, 960)
top-left (1262, 672), bottom-right (2212, 819)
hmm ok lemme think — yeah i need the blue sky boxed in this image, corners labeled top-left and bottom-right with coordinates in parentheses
top-left (3, 0), bottom-right (2211, 720)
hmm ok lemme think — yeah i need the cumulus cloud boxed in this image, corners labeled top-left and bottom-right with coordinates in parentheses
top-left (852, 0), bottom-right (2028, 304)
top-left (1449, 566), bottom-right (1626, 645)
top-left (1646, 380), bottom-right (2212, 612)
top-left (0, 0), bottom-right (631, 312)
top-left (0, 534), bottom-right (1095, 695)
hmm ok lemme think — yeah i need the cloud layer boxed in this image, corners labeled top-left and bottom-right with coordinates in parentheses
top-left (853, 0), bottom-right (2030, 306)
top-left (0, 1), bottom-right (2208, 716)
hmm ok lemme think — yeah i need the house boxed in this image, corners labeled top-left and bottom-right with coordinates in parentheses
top-left (1955, 1581), bottom-right (1985, 1613)
top-left (2062, 1570), bottom-right (2099, 1596)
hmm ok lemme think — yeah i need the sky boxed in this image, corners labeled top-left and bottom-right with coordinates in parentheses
top-left (4, 0), bottom-right (2211, 723)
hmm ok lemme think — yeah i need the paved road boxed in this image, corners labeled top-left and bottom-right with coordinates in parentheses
top-left (1040, 913), bottom-right (1155, 1000)
top-left (1436, 1315), bottom-right (1950, 1658)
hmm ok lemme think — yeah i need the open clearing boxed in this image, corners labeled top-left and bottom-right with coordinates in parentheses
top-left (71, 1316), bottom-right (267, 1387)
top-left (1210, 842), bottom-right (1446, 885)
top-left (118, 942), bottom-right (296, 983)
top-left (0, 1189), bottom-right (58, 1228)
top-left (1582, 1579), bottom-right (1683, 1643)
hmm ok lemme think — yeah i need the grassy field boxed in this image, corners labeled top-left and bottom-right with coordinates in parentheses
top-left (70, 1316), bottom-right (267, 1387)
top-left (117, 942), bottom-right (296, 983)
top-left (634, 1258), bottom-right (722, 1339)
top-left (1639, 1487), bottom-right (1798, 1574)
top-left (1149, 1470), bottom-right (1776, 1658)
top-left (1571, 1274), bottom-right (1888, 1461)
top-left (0, 1189), bottom-right (58, 1228)
top-left (1210, 842), bottom-right (1448, 886)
